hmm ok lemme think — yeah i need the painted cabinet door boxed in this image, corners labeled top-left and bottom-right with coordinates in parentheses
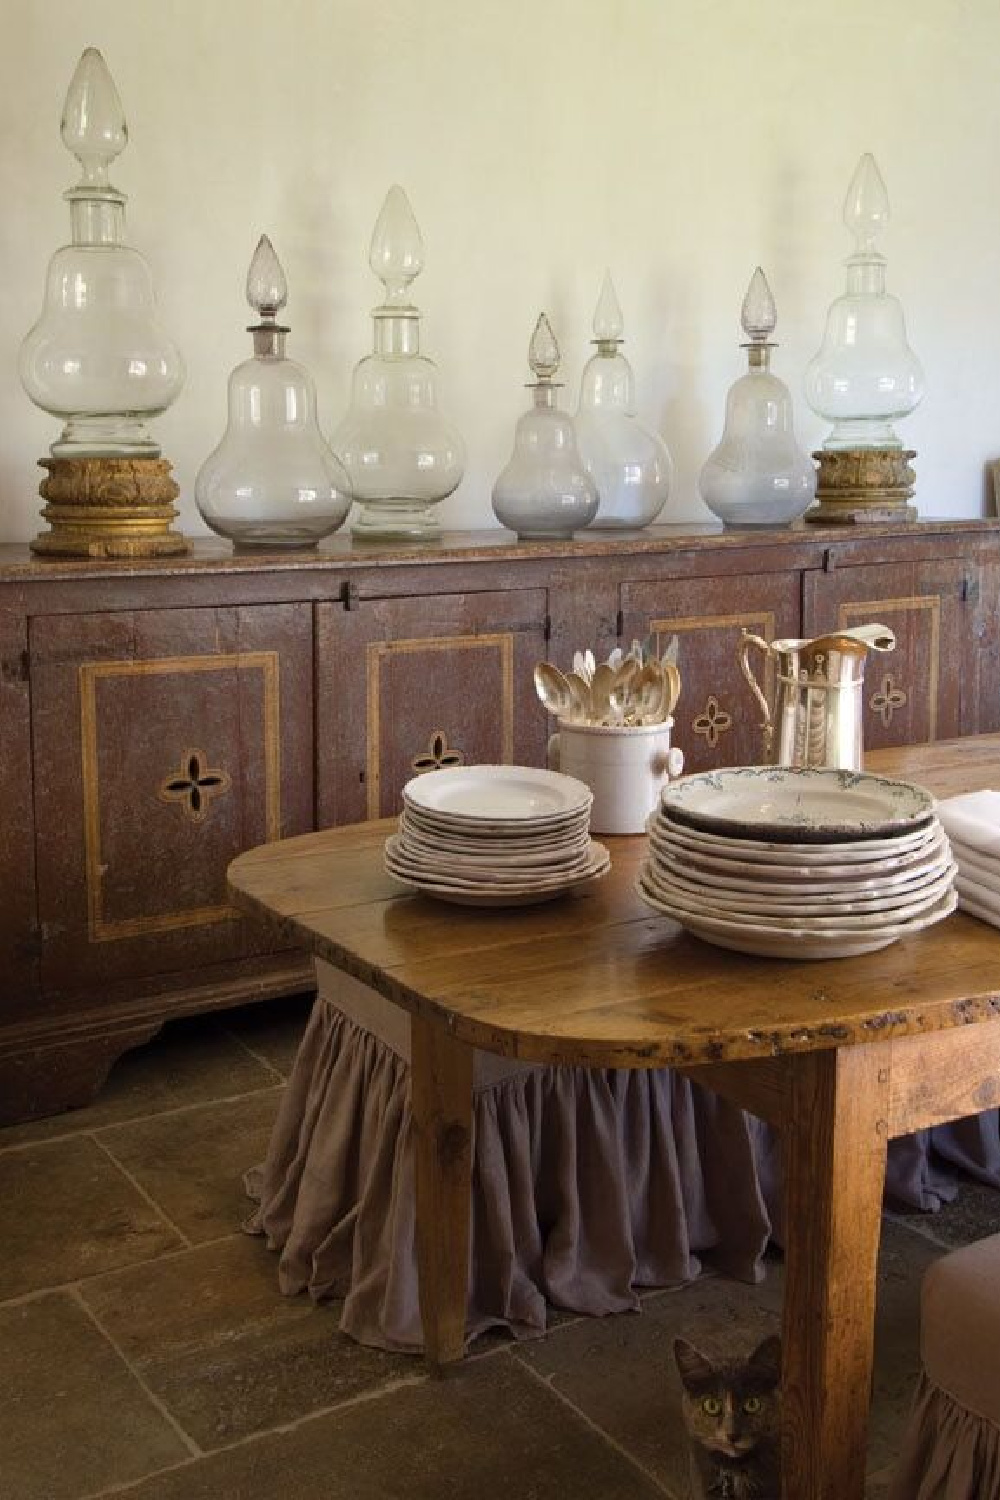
top-left (621, 573), bottom-right (801, 773)
top-left (803, 559), bottom-right (967, 750)
top-left (316, 589), bottom-right (549, 825)
top-left (31, 604), bottom-right (313, 998)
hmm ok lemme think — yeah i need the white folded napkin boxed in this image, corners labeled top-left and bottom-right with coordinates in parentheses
top-left (948, 838), bottom-right (1000, 889)
top-left (937, 791), bottom-right (1000, 860)
top-left (955, 873), bottom-right (1000, 930)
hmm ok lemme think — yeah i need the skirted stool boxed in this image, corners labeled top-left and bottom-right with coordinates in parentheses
top-left (890, 1233), bottom-right (1000, 1498)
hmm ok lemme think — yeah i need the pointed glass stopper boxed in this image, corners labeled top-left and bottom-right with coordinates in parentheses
top-left (843, 153), bottom-right (890, 256)
top-left (246, 235), bottom-right (288, 322)
top-left (593, 270), bottom-right (624, 343)
top-left (529, 313), bottom-right (560, 380)
top-left (61, 48), bottom-right (127, 190)
top-left (741, 267), bottom-right (777, 343)
top-left (369, 185), bottom-right (424, 305)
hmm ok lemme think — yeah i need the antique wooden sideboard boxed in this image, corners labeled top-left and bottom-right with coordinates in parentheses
top-left (1, 517), bottom-right (998, 1123)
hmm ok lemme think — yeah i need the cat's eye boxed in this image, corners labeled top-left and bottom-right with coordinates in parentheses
top-left (743, 1396), bottom-right (763, 1413)
top-left (701, 1397), bottom-right (723, 1416)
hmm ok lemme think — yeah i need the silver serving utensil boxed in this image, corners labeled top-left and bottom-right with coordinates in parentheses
top-left (661, 634), bottom-right (679, 667)
top-left (590, 662), bottom-right (614, 724)
top-left (533, 662), bottom-right (574, 719)
top-left (566, 670), bottom-right (592, 722)
top-left (572, 650), bottom-right (592, 686)
top-left (633, 659), bottom-right (670, 723)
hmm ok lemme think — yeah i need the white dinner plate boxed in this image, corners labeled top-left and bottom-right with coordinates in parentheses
top-left (660, 767), bottom-right (935, 843)
top-left (648, 813), bottom-right (943, 871)
top-left (403, 765), bottom-right (593, 824)
top-left (386, 833), bottom-right (597, 885)
top-left (637, 878), bottom-right (957, 959)
top-left (646, 838), bottom-right (952, 898)
top-left (647, 823), bottom-right (949, 885)
top-left (401, 805), bottom-right (591, 850)
top-left (385, 841), bottom-right (611, 906)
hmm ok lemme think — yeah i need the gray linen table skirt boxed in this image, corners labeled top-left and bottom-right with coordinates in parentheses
top-left (246, 964), bottom-right (1000, 1353)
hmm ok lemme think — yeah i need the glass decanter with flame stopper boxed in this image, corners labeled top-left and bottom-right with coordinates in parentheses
top-left (804, 154), bottom-right (924, 449)
top-left (699, 267), bottom-right (816, 527)
top-left (333, 186), bottom-right (465, 540)
top-left (575, 272), bottom-right (672, 529)
top-left (19, 47), bottom-right (184, 457)
top-left (491, 313), bottom-right (598, 540)
top-left (195, 235), bottom-right (351, 549)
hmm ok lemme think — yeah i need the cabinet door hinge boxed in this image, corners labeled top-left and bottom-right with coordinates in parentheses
top-left (822, 548), bottom-right (837, 573)
top-left (962, 573), bottom-right (981, 605)
top-left (0, 649), bottom-right (29, 684)
top-left (616, 608), bottom-right (624, 638)
top-left (339, 580), bottom-right (360, 611)
top-left (543, 614), bottom-right (552, 643)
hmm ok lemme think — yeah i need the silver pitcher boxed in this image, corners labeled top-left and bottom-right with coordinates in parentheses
top-left (738, 624), bottom-right (896, 771)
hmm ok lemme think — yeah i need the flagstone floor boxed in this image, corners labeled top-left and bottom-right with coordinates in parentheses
top-left (2, 993), bottom-right (997, 1500)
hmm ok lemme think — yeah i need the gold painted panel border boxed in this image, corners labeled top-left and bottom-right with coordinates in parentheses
top-left (366, 633), bottom-right (515, 820)
top-left (80, 651), bottom-right (281, 942)
top-left (837, 596), bottom-right (941, 741)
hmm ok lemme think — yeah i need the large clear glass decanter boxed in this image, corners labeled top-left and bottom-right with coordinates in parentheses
top-left (699, 268), bottom-right (816, 528)
top-left (333, 186), bottom-right (465, 540)
top-left (195, 236), bottom-right (351, 550)
top-left (19, 48), bottom-right (184, 457)
top-left (575, 272), bottom-right (672, 529)
top-left (491, 314), bottom-right (598, 540)
top-left (804, 154), bottom-right (924, 449)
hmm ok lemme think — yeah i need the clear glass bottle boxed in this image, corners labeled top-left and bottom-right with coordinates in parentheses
top-left (804, 154), bottom-right (924, 449)
top-left (333, 186), bottom-right (465, 540)
top-left (699, 268), bottom-right (816, 528)
top-left (492, 313), bottom-right (598, 540)
top-left (575, 272), bottom-right (672, 529)
top-left (195, 236), bottom-right (351, 550)
top-left (19, 48), bottom-right (184, 456)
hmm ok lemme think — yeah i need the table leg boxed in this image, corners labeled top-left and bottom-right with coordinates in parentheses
top-left (410, 1010), bottom-right (474, 1366)
top-left (780, 1043), bottom-right (890, 1500)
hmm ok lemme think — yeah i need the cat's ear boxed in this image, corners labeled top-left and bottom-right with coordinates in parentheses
top-left (748, 1334), bottom-right (781, 1384)
top-left (674, 1337), bottom-right (716, 1389)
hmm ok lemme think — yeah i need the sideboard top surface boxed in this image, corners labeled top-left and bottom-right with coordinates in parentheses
top-left (0, 517), bottom-right (996, 584)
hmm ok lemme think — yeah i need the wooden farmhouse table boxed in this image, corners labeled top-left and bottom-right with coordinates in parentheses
top-left (228, 735), bottom-right (1000, 1500)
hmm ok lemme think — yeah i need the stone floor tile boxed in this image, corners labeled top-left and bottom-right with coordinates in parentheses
top-left (97, 1091), bottom-right (281, 1244)
top-left (80, 1235), bottom-right (414, 1449)
top-left (0, 1017), bottom-right (280, 1151)
top-left (101, 1353), bottom-right (671, 1500)
top-left (889, 1178), bottom-right (1000, 1251)
top-left (0, 1293), bottom-right (189, 1500)
top-left (0, 1135), bottom-right (182, 1300)
top-left (515, 1265), bottom-right (782, 1496)
top-left (223, 992), bottom-right (314, 1077)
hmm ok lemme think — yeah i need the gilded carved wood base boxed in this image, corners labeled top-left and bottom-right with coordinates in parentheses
top-left (31, 455), bottom-right (192, 559)
top-left (805, 447), bottom-right (917, 525)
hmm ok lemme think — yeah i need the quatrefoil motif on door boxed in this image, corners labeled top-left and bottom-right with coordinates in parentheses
top-left (159, 749), bottom-right (232, 824)
top-left (870, 674), bottom-right (908, 728)
top-left (692, 694), bottom-right (733, 749)
top-left (411, 730), bottom-right (464, 775)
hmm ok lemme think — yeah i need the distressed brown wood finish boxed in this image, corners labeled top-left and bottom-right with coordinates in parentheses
top-left (228, 735), bottom-right (1000, 1500)
top-left (2, 518), bottom-right (999, 1123)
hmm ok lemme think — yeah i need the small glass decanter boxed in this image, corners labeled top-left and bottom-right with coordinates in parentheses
top-left (491, 313), bottom-right (598, 540)
top-left (19, 48), bottom-right (185, 456)
top-left (698, 267), bottom-right (816, 528)
top-left (574, 272), bottom-right (672, 529)
top-left (195, 236), bottom-right (351, 550)
top-left (804, 154), bottom-right (924, 449)
top-left (333, 186), bottom-right (465, 540)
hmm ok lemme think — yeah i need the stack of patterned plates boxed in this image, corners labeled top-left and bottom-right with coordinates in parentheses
top-left (385, 765), bottom-right (610, 907)
top-left (638, 766), bottom-right (957, 959)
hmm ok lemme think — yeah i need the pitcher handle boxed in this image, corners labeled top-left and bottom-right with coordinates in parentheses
top-left (738, 631), bottom-right (775, 762)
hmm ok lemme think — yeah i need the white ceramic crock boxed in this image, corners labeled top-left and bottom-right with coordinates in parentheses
top-left (547, 718), bottom-right (684, 834)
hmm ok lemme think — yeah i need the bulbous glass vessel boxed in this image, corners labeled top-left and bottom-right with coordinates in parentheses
top-left (492, 314), bottom-right (598, 540)
top-left (575, 272), bottom-right (672, 529)
top-left (195, 236), bottom-right (351, 550)
top-left (804, 154), bottom-right (924, 449)
top-left (19, 48), bottom-right (184, 457)
top-left (333, 186), bottom-right (465, 540)
top-left (699, 268), bottom-right (816, 528)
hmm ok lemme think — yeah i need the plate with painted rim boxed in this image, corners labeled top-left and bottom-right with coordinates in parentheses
top-left (647, 822), bottom-right (949, 884)
top-left (403, 765), bottom-right (593, 824)
top-left (648, 809), bottom-right (942, 865)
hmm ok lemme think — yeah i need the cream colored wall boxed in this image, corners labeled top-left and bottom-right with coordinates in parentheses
top-left (1, 0), bottom-right (998, 541)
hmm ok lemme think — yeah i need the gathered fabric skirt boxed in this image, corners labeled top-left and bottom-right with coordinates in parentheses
top-left (246, 970), bottom-right (1000, 1352)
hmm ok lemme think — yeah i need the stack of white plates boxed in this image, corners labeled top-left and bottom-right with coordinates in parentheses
top-left (385, 765), bottom-right (610, 907)
top-left (638, 766), bottom-right (957, 959)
